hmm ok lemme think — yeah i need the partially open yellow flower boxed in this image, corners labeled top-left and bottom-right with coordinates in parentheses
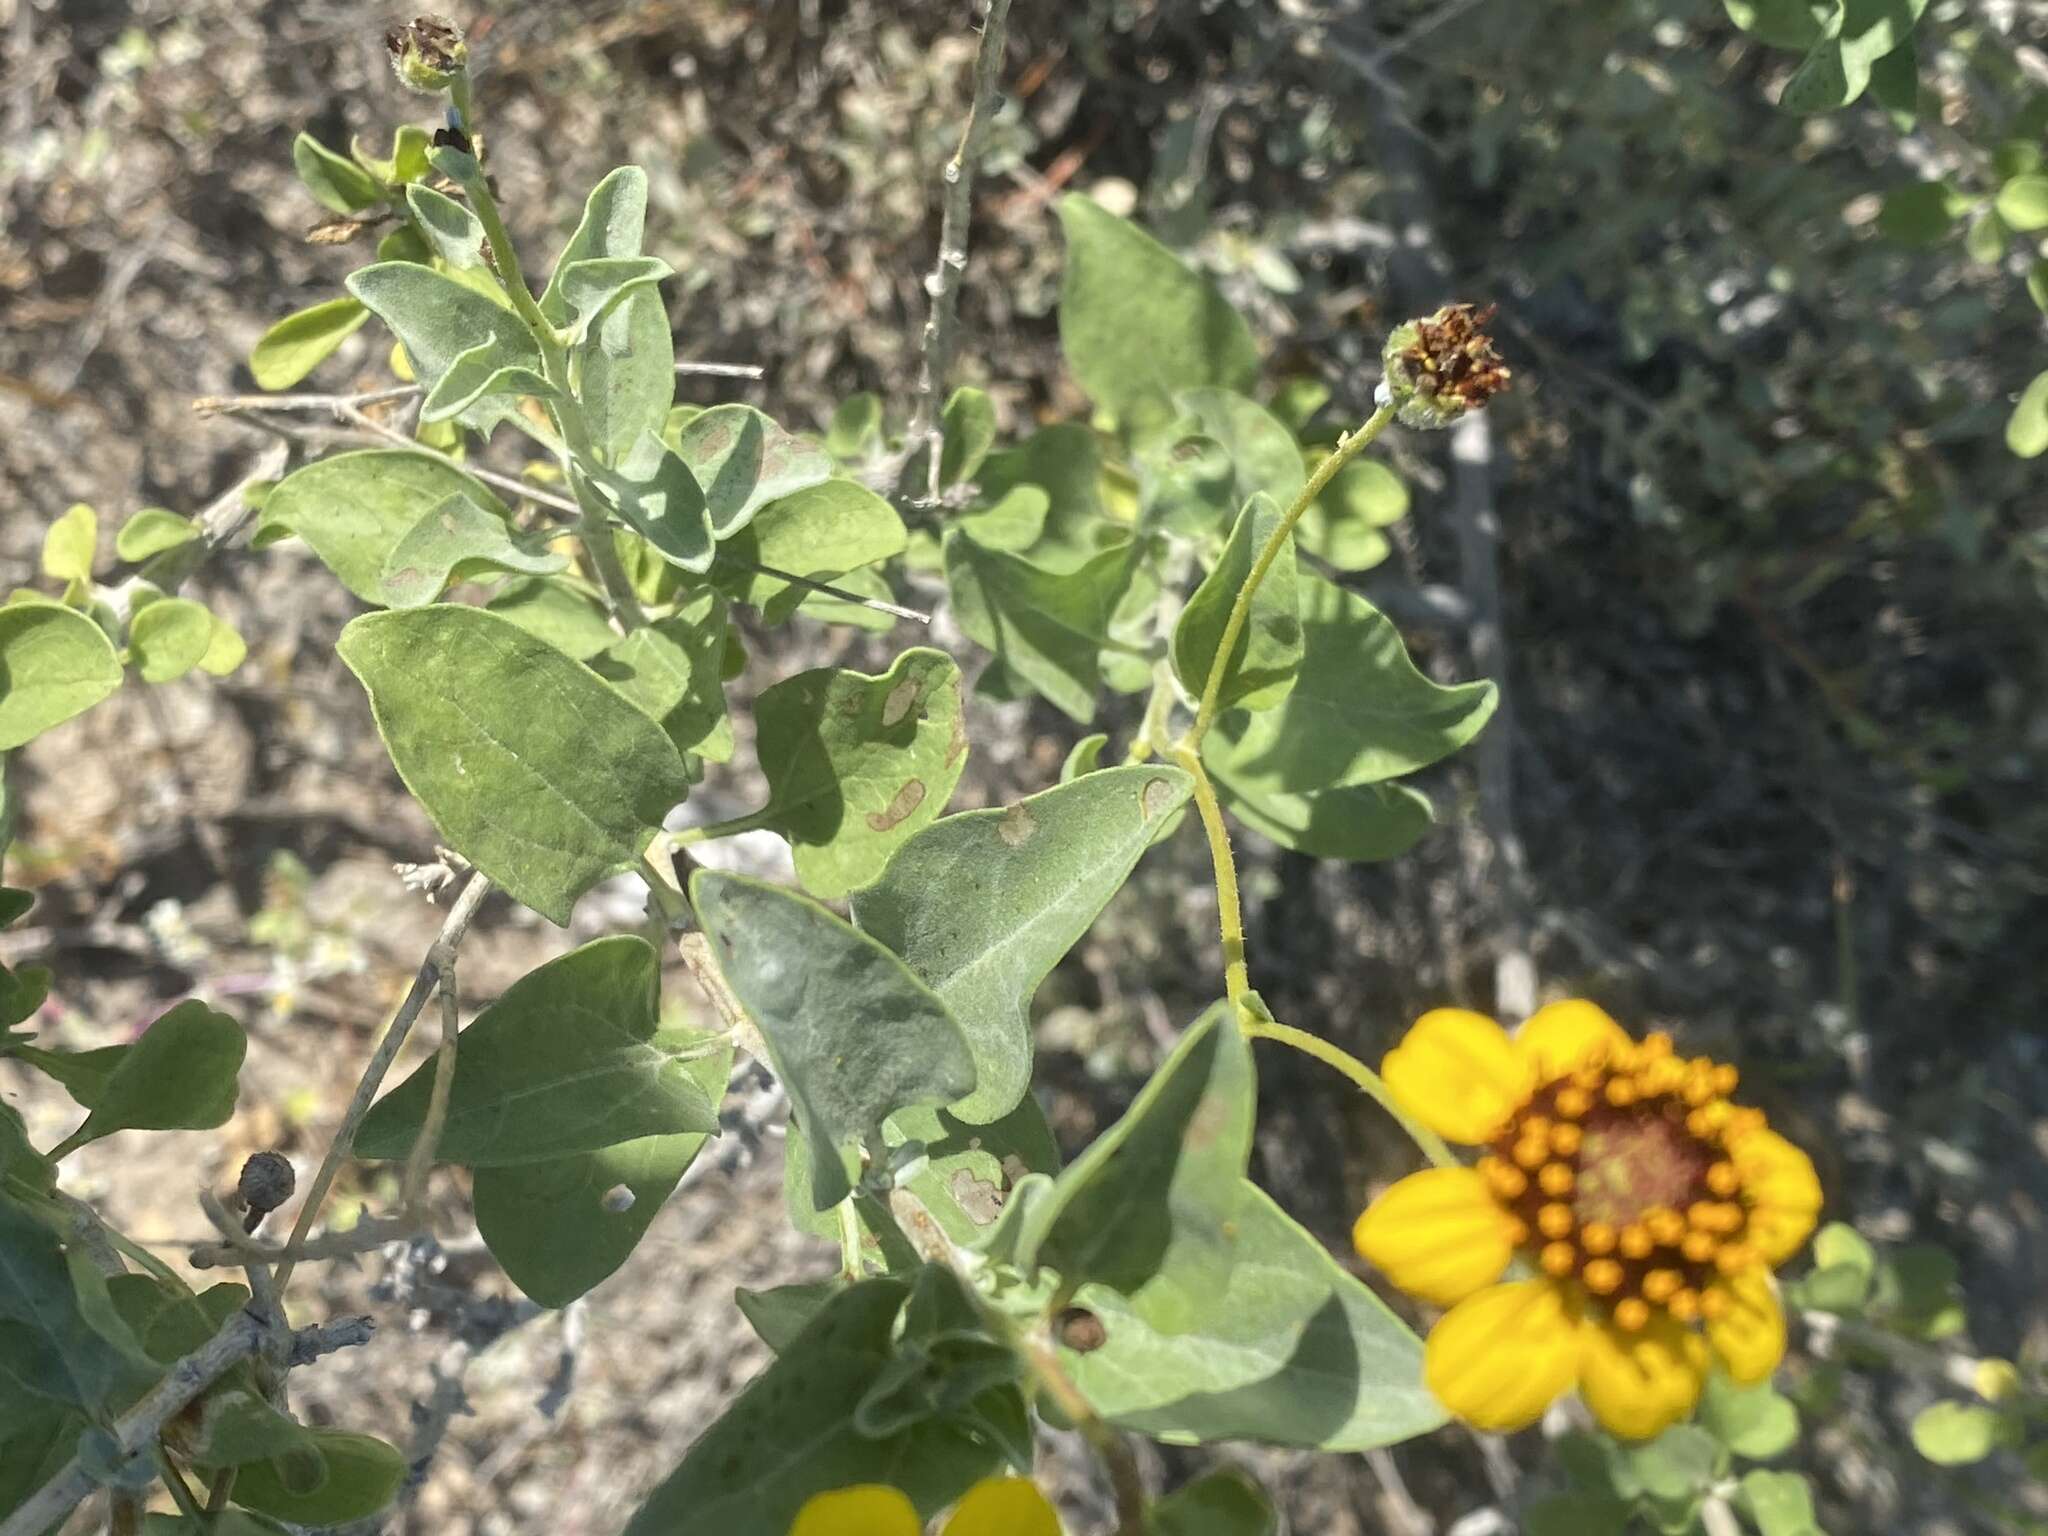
top-left (1354, 1001), bottom-right (1822, 1440)
top-left (789, 1478), bottom-right (1060, 1536)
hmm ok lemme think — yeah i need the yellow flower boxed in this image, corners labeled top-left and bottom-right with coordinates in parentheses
top-left (1353, 1001), bottom-right (1822, 1441)
top-left (790, 1478), bottom-right (1060, 1536)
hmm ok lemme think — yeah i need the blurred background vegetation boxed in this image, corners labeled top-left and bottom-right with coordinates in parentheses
top-left (1, 1), bottom-right (2044, 1532)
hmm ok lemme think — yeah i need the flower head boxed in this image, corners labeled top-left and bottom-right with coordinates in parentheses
top-left (1377, 303), bottom-right (1511, 430)
top-left (1354, 1001), bottom-right (1822, 1440)
top-left (790, 1478), bottom-right (1060, 1536)
top-left (385, 15), bottom-right (468, 95)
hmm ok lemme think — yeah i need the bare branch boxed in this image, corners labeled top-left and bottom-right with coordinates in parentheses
top-left (190, 1209), bottom-right (421, 1272)
top-left (0, 1308), bottom-right (372, 1536)
top-left (900, 0), bottom-right (1013, 505)
top-left (674, 360), bottom-right (765, 380)
top-left (272, 871), bottom-right (492, 1295)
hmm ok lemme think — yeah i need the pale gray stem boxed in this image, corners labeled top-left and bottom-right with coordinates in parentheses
top-left (272, 871), bottom-right (492, 1295)
top-left (0, 1309), bottom-right (371, 1536)
top-left (901, 0), bottom-right (1012, 505)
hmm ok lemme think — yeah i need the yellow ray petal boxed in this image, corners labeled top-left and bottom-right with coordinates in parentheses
top-left (1354, 1167), bottom-right (1519, 1307)
top-left (1383, 1009), bottom-right (1535, 1145)
top-left (1729, 1127), bottom-right (1823, 1264)
top-left (1578, 1311), bottom-right (1709, 1440)
top-left (943, 1477), bottom-right (1062, 1536)
top-left (791, 1485), bottom-right (922, 1536)
top-left (1514, 999), bottom-right (1631, 1083)
top-left (1706, 1268), bottom-right (1787, 1385)
top-left (1424, 1279), bottom-right (1583, 1432)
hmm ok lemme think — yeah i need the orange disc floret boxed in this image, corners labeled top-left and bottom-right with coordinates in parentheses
top-left (1353, 1000), bottom-right (1821, 1444)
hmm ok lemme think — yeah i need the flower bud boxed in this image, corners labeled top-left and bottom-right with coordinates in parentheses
top-left (237, 1150), bottom-right (296, 1232)
top-left (1376, 302), bottom-right (1511, 431)
top-left (386, 15), bottom-right (468, 96)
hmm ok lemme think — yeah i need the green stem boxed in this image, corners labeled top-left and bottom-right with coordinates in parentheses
top-left (452, 69), bottom-right (647, 630)
top-left (836, 1198), bottom-right (864, 1280)
top-left (1183, 401), bottom-right (1396, 750)
top-left (1240, 1016), bottom-right (1456, 1168)
top-left (672, 811), bottom-right (773, 848)
top-left (1168, 743), bottom-right (1248, 1007)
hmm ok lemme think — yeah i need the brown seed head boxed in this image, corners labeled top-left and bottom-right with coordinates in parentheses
top-left (1379, 303), bottom-right (1512, 430)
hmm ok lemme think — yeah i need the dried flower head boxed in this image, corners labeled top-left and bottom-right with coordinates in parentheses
top-left (386, 15), bottom-right (468, 96)
top-left (1377, 302), bottom-right (1512, 430)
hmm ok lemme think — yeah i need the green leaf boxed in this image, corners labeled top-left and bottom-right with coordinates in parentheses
top-left (557, 256), bottom-right (674, 344)
top-left (175, 1385), bottom-right (320, 1473)
top-left (0, 1195), bottom-right (154, 1412)
top-left (1740, 1470), bottom-right (1824, 1536)
top-left (621, 1281), bottom-right (995, 1536)
top-left (249, 298), bottom-right (371, 390)
top-left (1964, 209), bottom-right (2008, 265)
top-left (752, 650), bottom-right (968, 900)
top-left (350, 124), bottom-right (432, 185)
top-left (0, 603), bottom-right (123, 750)
top-left (784, 1093), bottom-right (1061, 1255)
top-left (231, 1430), bottom-right (406, 1528)
top-left (939, 387), bottom-right (998, 486)
top-left (826, 393), bottom-right (884, 459)
top-left (485, 575), bottom-right (619, 661)
top-left (1876, 181), bottom-right (1959, 246)
top-left (669, 405), bottom-right (836, 541)
top-left (1021, 1004), bottom-right (1254, 1329)
top-left (41, 504), bottom-right (95, 585)
top-left (852, 765), bottom-right (1193, 1122)
top-left (714, 478), bottom-right (907, 620)
top-left (1173, 494), bottom-right (1303, 713)
top-left (690, 871), bottom-right (977, 1210)
top-left (587, 594), bottom-right (731, 759)
top-left (1996, 174), bottom-right (2048, 231)
top-left (1061, 734), bottom-right (1108, 781)
top-left (114, 509), bottom-right (199, 564)
top-left (596, 434), bottom-right (715, 573)
top-left (1145, 1469), bottom-right (1276, 1536)
top-left (1525, 1495), bottom-right (1633, 1536)
top-left (1723, 0), bottom-right (1829, 49)
top-left (258, 450), bottom-right (514, 606)
top-left (2005, 370), bottom-right (2048, 458)
top-left (1062, 1180), bottom-right (1440, 1450)
top-left (1780, 0), bottom-right (1929, 115)
top-left (127, 597), bottom-right (214, 683)
top-left (734, 1280), bottom-right (845, 1353)
top-left (1056, 195), bottom-right (1258, 422)
top-left (1204, 573), bottom-right (1497, 793)
top-left (417, 342), bottom-right (553, 427)
top-left (2027, 260), bottom-right (2048, 313)
top-left (291, 133), bottom-right (384, 214)
top-left (358, 936), bottom-right (717, 1164)
top-left (345, 263), bottom-right (539, 433)
top-left (61, 1000), bottom-right (244, 1149)
top-left (1298, 457), bottom-right (1405, 571)
top-left (1625, 1424), bottom-right (1724, 1511)
top-left (403, 184), bottom-right (486, 268)
top-left (1215, 776), bottom-right (1433, 863)
top-left (541, 168), bottom-right (674, 462)
top-left (1137, 436), bottom-right (1236, 536)
top-left (1174, 389), bottom-right (1306, 511)
top-left (473, 1032), bottom-right (733, 1306)
top-left (1910, 1400), bottom-right (2006, 1465)
top-left (1699, 1375), bottom-right (1800, 1460)
top-left (375, 493), bottom-right (564, 608)
top-left (0, 1415), bottom-right (86, 1523)
top-left (973, 422), bottom-right (1113, 565)
top-left (943, 532), bottom-right (1134, 724)
top-left (337, 606), bottom-right (691, 923)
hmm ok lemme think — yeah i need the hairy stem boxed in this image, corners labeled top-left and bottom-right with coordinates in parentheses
top-left (1184, 401), bottom-right (1396, 749)
top-left (1239, 1016), bottom-right (1456, 1169)
top-left (1169, 743), bottom-right (1248, 1006)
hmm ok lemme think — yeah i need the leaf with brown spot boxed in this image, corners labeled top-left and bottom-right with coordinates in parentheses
top-left (750, 648), bottom-right (967, 899)
top-left (852, 766), bottom-right (1193, 1122)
